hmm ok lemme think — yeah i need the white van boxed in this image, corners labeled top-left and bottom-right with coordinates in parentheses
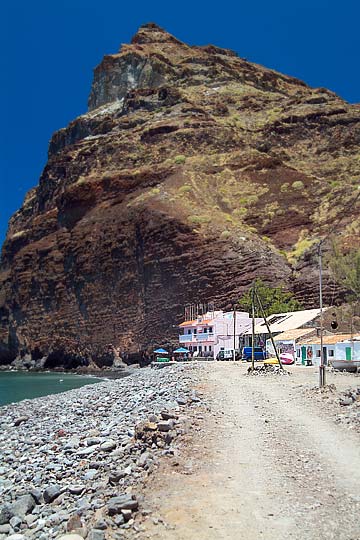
top-left (217, 349), bottom-right (240, 360)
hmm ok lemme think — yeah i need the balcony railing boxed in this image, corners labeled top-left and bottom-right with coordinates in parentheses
top-left (196, 333), bottom-right (214, 341)
top-left (179, 333), bottom-right (214, 343)
top-left (179, 334), bottom-right (193, 343)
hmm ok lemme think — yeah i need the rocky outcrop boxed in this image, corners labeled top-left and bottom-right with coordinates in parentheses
top-left (0, 23), bottom-right (359, 365)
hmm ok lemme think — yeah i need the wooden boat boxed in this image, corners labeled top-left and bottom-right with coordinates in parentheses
top-left (330, 360), bottom-right (360, 372)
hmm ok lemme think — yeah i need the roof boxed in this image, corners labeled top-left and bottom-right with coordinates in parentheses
top-left (179, 320), bottom-right (195, 327)
top-left (179, 311), bottom-right (251, 327)
top-left (299, 334), bottom-right (360, 346)
top-left (245, 308), bottom-right (326, 335)
top-left (179, 319), bottom-right (213, 327)
top-left (274, 328), bottom-right (316, 341)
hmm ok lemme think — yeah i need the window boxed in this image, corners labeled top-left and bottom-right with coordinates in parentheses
top-left (209, 327), bottom-right (213, 333)
top-left (328, 349), bottom-right (334, 357)
top-left (204, 328), bottom-right (208, 333)
top-left (209, 346), bottom-right (212, 351)
top-left (193, 329), bottom-right (197, 334)
top-left (297, 349), bottom-right (301, 357)
top-left (187, 330), bottom-right (191, 334)
top-left (316, 350), bottom-right (321, 357)
top-left (204, 346), bottom-right (207, 352)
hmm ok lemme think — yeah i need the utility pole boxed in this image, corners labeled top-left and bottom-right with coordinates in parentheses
top-left (251, 283), bottom-right (255, 371)
top-left (233, 303), bottom-right (236, 362)
top-left (312, 184), bottom-right (360, 386)
top-left (318, 241), bottom-right (326, 387)
top-left (254, 287), bottom-right (283, 370)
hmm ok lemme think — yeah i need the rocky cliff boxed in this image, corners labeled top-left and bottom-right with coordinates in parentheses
top-left (1, 23), bottom-right (360, 366)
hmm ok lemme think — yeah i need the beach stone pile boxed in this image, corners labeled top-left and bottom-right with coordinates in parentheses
top-left (336, 387), bottom-right (360, 431)
top-left (246, 365), bottom-right (291, 376)
top-left (0, 365), bottom-right (204, 539)
top-left (339, 387), bottom-right (360, 406)
top-left (303, 384), bottom-right (360, 432)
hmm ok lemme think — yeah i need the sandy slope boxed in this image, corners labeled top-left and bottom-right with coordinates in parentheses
top-left (141, 364), bottom-right (360, 540)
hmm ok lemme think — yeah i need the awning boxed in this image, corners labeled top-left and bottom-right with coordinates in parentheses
top-left (154, 348), bottom-right (168, 354)
top-left (173, 347), bottom-right (189, 353)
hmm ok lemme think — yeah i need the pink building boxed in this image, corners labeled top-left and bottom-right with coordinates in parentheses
top-left (178, 310), bottom-right (253, 358)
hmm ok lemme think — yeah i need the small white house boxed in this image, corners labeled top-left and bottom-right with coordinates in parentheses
top-left (295, 334), bottom-right (360, 366)
top-left (335, 336), bottom-right (360, 361)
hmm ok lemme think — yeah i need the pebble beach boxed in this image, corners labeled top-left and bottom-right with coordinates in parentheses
top-left (0, 365), bottom-right (204, 540)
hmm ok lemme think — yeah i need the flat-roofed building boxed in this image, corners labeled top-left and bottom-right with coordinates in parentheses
top-left (179, 310), bottom-right (256, 358)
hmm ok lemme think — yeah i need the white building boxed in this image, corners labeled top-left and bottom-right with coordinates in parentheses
top-left (295, 334), bottom-right (360, 366)
top-left (267, 328), bottom-right (317, 360)
top-left (178, 310), bottom-right (255, 358)
top-left (335, 336), bottom-right (360, 361)
top-left (244, 308), bottom-right (327, 356)
top-left (248, 308), bottom-right (325, 338)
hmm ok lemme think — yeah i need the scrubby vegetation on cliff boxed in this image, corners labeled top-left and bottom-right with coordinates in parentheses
top-left (0, 22), bottom-right (359, 366)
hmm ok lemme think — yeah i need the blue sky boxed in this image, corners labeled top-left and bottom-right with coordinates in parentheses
top-left (1, 0), bottom-right (359, 246)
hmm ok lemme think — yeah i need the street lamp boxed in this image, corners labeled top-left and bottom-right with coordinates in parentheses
top-left (318, 241), bottom-right (326, 388)
top-left (315, 182), bottom-right (360, 387)
top-left (230, 299), bottom-right (238, 361)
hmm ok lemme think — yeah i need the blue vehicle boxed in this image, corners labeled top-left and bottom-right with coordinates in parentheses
top-left (241, 347), bottom-right (266, 361)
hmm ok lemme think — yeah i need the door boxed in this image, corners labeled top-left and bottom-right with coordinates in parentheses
top-left (346, 347), bottom-right (352, 361)
top-left (301, 346), bottom-right (306, 365)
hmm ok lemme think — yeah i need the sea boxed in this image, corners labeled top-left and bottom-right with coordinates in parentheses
top-left (0, 371), bottom-right (104, 407)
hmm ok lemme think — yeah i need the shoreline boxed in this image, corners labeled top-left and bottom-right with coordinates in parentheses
top-left (0, 364), bottom-right (204, 540)
top-left (0, 365), bottom-right (131, 379)
top-left (0, 368), bottom-right (133, 408)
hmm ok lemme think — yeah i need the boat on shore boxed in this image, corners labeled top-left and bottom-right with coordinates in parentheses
top-left (330, 360), bottom-right (360, 372)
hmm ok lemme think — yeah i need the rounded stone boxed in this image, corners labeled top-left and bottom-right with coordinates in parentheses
top-left (68, 485), bottom-right (85, 495)
top-left (100, 440), bottom-right (116, 452)
top-left (43, 485), bottom-right (61, 503)
top-left (56, 535), bottom-right (84, 540)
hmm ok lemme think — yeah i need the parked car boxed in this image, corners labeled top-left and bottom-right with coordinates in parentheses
top-left (242, 347), bottom-right (267, 361)
top-left (216, 349), bottom-right (241, 361)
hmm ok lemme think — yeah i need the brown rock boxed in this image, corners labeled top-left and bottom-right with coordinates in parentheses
top-left (66, 514), bottom-right (85, 535)
top-left (1, 24), bottom-right (359, 365)
top-left (144, 422), bottom-right (158, 431)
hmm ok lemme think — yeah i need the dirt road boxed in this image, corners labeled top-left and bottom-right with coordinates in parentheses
top-left (142, 364), bottom-right (360, 540)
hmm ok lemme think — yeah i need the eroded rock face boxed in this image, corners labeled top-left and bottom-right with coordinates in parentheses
top-left (88, 55), bottom-right (168, 111)
top-left (88, 24), bottom-right (187, 111)
top-left (1, 23), bottom-right (359, 365)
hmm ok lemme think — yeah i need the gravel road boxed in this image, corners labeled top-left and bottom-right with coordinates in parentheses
top-left (142, 364), bottom-right (360, 540)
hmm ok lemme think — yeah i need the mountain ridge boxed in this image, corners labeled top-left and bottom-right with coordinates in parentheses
top-left (0, 23), bottom-right (359, 367)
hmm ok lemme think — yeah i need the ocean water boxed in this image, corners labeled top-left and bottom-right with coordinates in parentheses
top-left (0, 371), bottom-right (103, 406)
